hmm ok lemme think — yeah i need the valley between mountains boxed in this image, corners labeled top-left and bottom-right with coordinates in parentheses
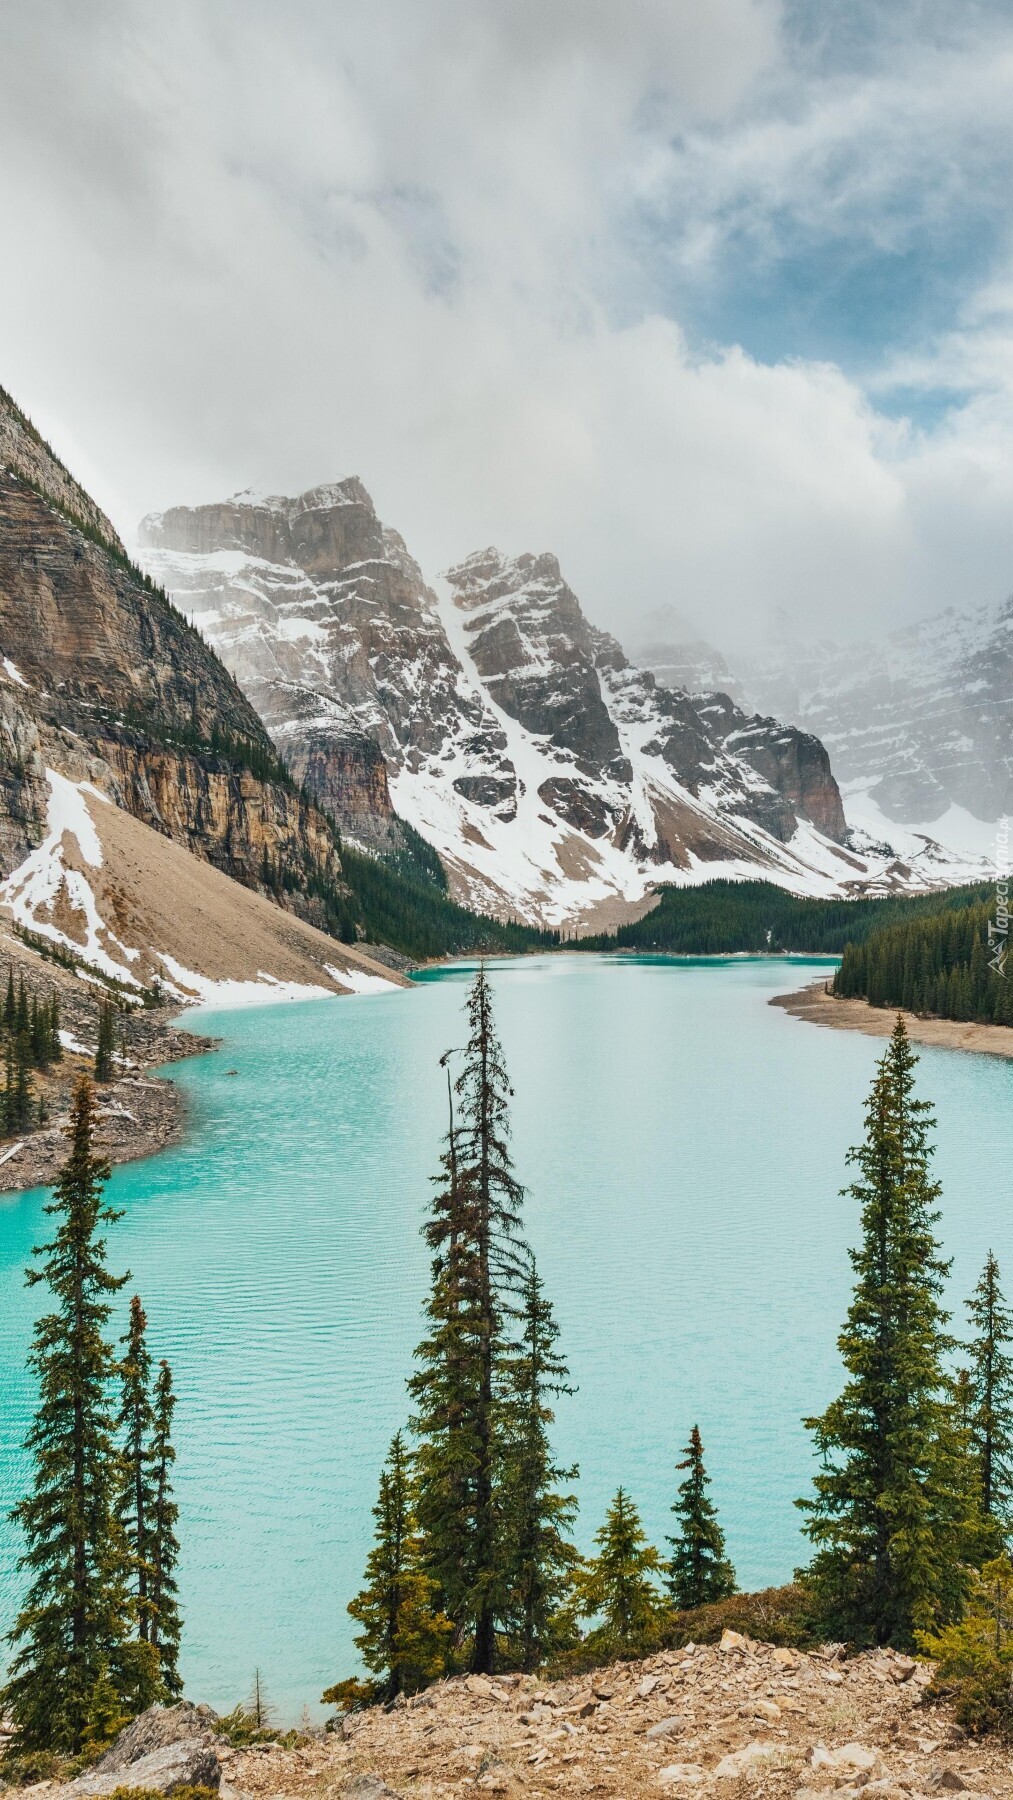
top-left (0, 374), bottom-right (1007, 1191)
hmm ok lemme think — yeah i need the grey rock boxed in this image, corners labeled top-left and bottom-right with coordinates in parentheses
top-left (67, 1737), bottom-right (221, 1796)
top-left (95, 1702), bottom-right (220, 1772)
top-left (342, 1777), bottom-right (404, 1800)
top-left (645, 1715), bottom-right (691, 1740)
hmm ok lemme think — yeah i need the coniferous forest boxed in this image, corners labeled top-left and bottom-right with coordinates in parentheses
top-left (6, 970), bottom-right (1013, 1765)
top-left (580, 880), bottom-right (993, 957)
top-left (832, 896), bottom-right (1013, 1024)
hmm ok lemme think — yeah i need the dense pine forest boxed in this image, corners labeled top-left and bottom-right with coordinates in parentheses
top-left (832, 894), bottom-right (1013, 1024)
top-left (579, 878), bottom-right (993, 957)
top-left (338, 837), bottom-right (558, 961)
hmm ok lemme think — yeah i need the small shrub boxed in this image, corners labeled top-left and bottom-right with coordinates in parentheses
top-left (920, 1557), bottom-right (1013, 1738)
top-left (0, 1748), bottom-right (67, 1786)
top-left (212, 1705), bottom-right (280, 1746)
top-left (663, 1583), bottom-right (820, 1650)
top-left (320, 1676), bottom-right (378, 1711)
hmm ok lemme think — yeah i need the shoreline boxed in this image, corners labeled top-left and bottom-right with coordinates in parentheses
top-left (772, 976), bottom-right (1013, 1061)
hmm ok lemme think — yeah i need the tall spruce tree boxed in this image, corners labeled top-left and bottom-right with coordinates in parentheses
top-left (4, 964), bottom-right (15, 1030)
top-left (666, 1425), bottom-right (736, 1609)
top-left (347, 1432), bottom-right (451, 1701)
top-left (578, 1488), bottom-right (662, 1656)
top-left (798, 1017), bottom-right (980, 1647)
top-left (411, 963), bottom-right (527, 1674)
top-left (148, 1360), bottom-right (183, 1697)
top-left (966, 1252), bottom-right (1013, 1532)
top-left (119, 1296), bottom-right (156, 1644)
top-left (2, 1079), bottom-right (154, 1754)
top-left (499, 1260), bottom-right (579, 1669)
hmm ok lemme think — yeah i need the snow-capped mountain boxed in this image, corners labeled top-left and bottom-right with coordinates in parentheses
top-left (138, 484), bottom-right (980, 926)
top-left (632, 600), bottom-right (1013, 866)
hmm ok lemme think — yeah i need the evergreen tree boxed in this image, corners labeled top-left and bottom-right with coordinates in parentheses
top-left (2, 1036), bottom-right (13, 1137)
top-left (2, 1079), bottom-right (154, 1754)
top-left (798, 1017), bottom-right (981, 1647)
top-left (16, 974), bottom-right (29, 1035)
top-left (95, 1002), bottom-right (116, 1082)
top-left (666, 1425), bottom-right (736, 1609)
top-left (49, 990), bottom-right (62, 1062)
top-left (411, 963), bottom-right (527, 1674)
top-left (499, 1261), bottom-right (579, 1669)
top-left (347, 1432), bottom-right (451, 1701)
top-left (967, 1252), bottom-right (1013, 1532)
top-left (4, 963), bottom-right (15, 1030)
top-left (578, 1488), bottom-right (662, 1656)
top-left (149, 1360), bottom-right (182, 1697)
top-left (119, 1296), bottom-right (156, 1645)
top-left (14, 1033), bottom-right (33, 1130)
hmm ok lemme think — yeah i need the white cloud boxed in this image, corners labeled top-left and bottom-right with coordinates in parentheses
top-left (1, 0), bottom-right (1012, 654)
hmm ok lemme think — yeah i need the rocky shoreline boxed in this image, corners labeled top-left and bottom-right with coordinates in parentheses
top-left (0, 928), bottom-right (218, 1194)
top-left (772, 978), bottom-right (1013, 1061)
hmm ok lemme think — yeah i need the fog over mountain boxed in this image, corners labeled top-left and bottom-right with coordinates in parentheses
top-left (3, 0), bottom-right (1013, 649)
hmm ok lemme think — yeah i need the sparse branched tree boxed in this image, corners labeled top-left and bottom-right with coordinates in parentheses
top-left (247, 1668), bottom-right (274, 1732)
top-left (347, 1431), bottom-right (451, 1701)
top-left (666, 1425), bottom-right (736, 1610)
top-left (966, 1253), bottom-right (1013, 1534)
top-left (798, 1017), bottom-right (981, 1647)
top-left (1, 1078), bottom-right (155, 1754)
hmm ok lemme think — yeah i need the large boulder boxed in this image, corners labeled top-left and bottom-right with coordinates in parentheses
top-left (94, 1703), bottom-right (220, 1773)
top-left (59, 1702), bottom-right (223, 1797)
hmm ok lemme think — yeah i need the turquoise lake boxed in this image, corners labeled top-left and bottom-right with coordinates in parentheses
top-left (1, 954), bottom-right (1011, 1720)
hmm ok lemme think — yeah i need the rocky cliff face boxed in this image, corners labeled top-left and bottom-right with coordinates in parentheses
top-left (0, 391), bottom-right (345, 926)
top-left (140, 482), bottom-right (474, 852)
top-left (139, 484), bottom-right (944, 929)
top-left (731, 603), bottom-right (1013, 831)
top-left (446, 547), bottom-right (847, 850)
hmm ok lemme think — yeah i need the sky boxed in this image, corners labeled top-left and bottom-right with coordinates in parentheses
top-left (2, 0), bottom-right (1013, 651)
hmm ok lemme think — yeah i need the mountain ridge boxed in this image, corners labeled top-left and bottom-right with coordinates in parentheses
top-left (138, 479), bottom-right (959, 928)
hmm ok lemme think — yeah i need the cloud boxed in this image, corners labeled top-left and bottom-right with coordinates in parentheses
top-left (1, 0), bottom-right (1012, 653)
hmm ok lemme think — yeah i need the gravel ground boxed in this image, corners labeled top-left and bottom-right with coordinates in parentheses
top-left (224, 1637), bottom-right (1008, 1800)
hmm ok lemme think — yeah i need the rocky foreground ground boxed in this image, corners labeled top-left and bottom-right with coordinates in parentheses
top-left (25, 1636), bottom-right (1013, 1800)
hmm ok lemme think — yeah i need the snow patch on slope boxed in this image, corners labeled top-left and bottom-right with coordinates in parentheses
top-left (0, 772), bottom-right (143, 985)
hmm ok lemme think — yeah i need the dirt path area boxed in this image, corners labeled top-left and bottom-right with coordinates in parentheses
top-left (772, 980), bottom-right (1013, 1062)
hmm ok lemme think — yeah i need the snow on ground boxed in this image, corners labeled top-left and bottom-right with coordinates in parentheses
top-left (324, 963), bottom-right (400, 995)
top-left (1, 655), bottom-right (30, 688)
top-left (156, 955), bottom-right (399, 1009)
top-left (392, 582), bottom-right (976, 924)
top-left (0, 771), bottom-right (143, 984)
top-left (842, 781), bottom-right (997, 877)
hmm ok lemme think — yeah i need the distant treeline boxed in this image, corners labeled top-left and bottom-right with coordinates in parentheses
top-left (833, 894), bottom-right (1013, 1024)
top-left (578, 878), bottom-right (994, 957)
top-left (340, 839), bottom-right (558, 961)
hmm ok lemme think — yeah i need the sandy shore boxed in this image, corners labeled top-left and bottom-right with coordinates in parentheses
top-left (773, 977), bottom-right (1013, 1061)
